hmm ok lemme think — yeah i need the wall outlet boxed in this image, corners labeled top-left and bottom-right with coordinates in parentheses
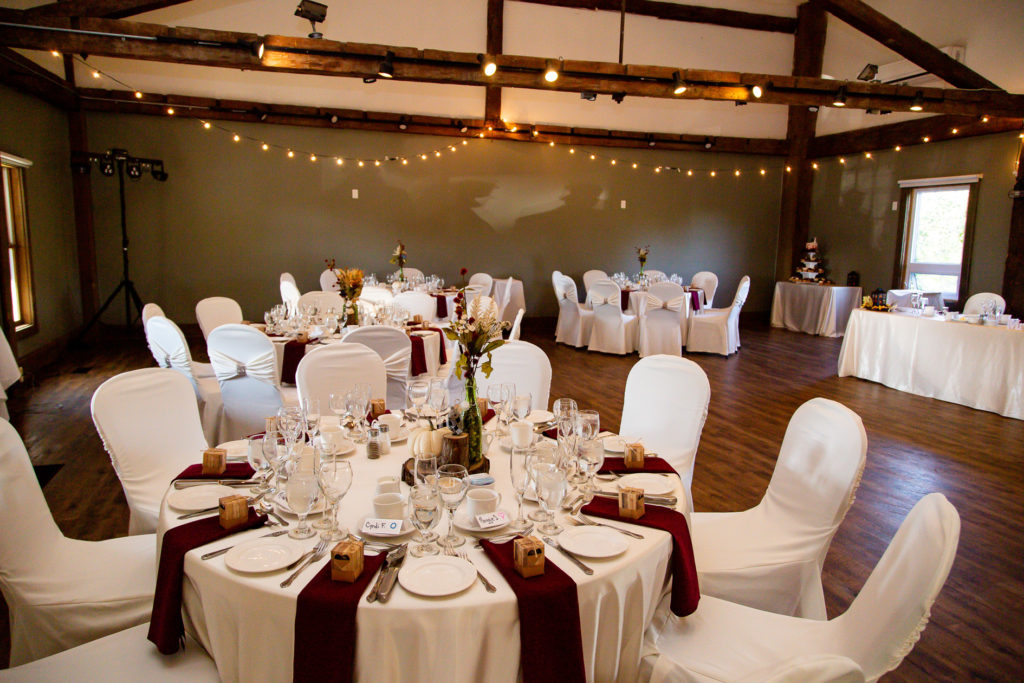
top-left (620, 200), bottom-right (627, 209)
top-left (891, 201), bottom-right (898, 211)
top-left (352, 189), bottom-right (359, 199)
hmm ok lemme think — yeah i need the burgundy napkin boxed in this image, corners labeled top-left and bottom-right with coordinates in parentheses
top-left (365, 408), bottom-right (393, 423)
top-left (408, 334), bottom-right (429, 376)
top-left (482, 408), bottom-right (495, 424)
top-left (479, 539), bottom-right (587, 683)
top-left (620, 289), bottom-right (631, 311)
top-left (432, 294), bottom-right (449, 319)
top-left (424, 328), bottom-right (448, 364)
top-left (173, 462), bottom-right (255, 481)
top-left (599, 457), bottom-right (678, 475)
top-left (581, 497), bottom-right (699, 616)
top-left (293, 552), bottom-right (387, 683)
top-left (689, 290), bottom-right (701, 313)
top-left (149, 510), bottom-right (267, 654)
top-left (281, 339), bottom-right (309, 385)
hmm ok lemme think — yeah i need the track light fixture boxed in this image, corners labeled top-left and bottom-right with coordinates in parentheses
top-left (481, 54), bottom-right (497, 77)
top-left (910, 91), bottom-right (924, 111)
top-left (833, 85), bottom-right (847, 107)
top-left (251, 39), bottom-right (265, 59)
top-left (750, 84), bottom-right (763, 98)
top-left (612, 92), bottom-right (626, 104)
top-left (363, 77), bottom-right (377, 84)
top-left (580, 91), bottom-right (597, 101)
top-left (544, 59), bottom-right (560, 83)
top-left (704, 136), bottom-right (714, 150)
top-left (377, 51), bottom-right (395, 78)
top-left (99, 156), bottom-right (115, 176)
top-left (125, 159), bottom-right (142, 179)
top-left (672, 71), bottom-right (687, 95)
top-left (294, 0), bottom-right (328, 39)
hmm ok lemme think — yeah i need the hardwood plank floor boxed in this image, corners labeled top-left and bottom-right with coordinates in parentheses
top-left (3, 319), bottom-right (1021, 680)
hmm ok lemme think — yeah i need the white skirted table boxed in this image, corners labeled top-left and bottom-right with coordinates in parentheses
top-left (492, 278), bottom-right (526, 323)
top-left (770, 282), bottom-right (861, 338)
top-left (838, 309), bottom-right (1024, 420)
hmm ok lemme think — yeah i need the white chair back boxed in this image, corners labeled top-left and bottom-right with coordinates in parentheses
top-left (644, 269), bottom-right (667, 281)
top-left (691, 271), bottom-right (719, 308)
top-left (400, 267), bottom-right (425, 281)
top-left (359, 285), bottom-right (395, 309)
top-left (496, 276), bottom-right (514, 318)
top-left (295, 343), bottom-right (387, 408)
top-left (342, 327), bottom-right (411, 409)
top-left (553, 273), bottom-right (592, 347)
top-left (963, 292), bottom-right (1006, 315)
top-left (583, 269), bottom-right (607, 293)
top-left (320, 268), bottom-right (340, 292)
top-left (393, 291), bottom-right (437, 322)
top-left (280, 276), bottom-right (301, 315)
top-left (620, 356), bottom-right (710, 496)
top-left (91, 368), bottom-right (208, 533)
top-left (468, 294), bottom-right (500, 321)
top-left (195, 296), bottom-right (243, 340)
top-left (468, 272), bottom-right (494, 297)
top-left (280, 272), bottom-right (297, 287)
top-left (587, 279), bottom-right (636, 354)
top-left (509, 308), bottom-right (525, 340)
top-left (297, 290), bottom-right (345, 314)
top-left (638, 281), bottom-right (687, 358)
top-left (463, 284), bottom-right (487, 310)
top-left (646, 281), bottom-right (688, 316)
top-left (738, 655), bottom-right (865, 683)
top-left (207, 324), bottom-right (283, 439)
top-left (587, 279), bottom-right (622, 313)
top-left (475, 340), bottom-right (552, 411)
top-left (145, 316), bottom-right (198, 384)
top-left (141, 303), bottom-right (164, 328)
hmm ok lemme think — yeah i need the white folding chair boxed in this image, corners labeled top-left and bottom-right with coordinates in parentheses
top-left (690, 271), bottom-right (719, 309)
top-left (962, 292), bottom-right (1006, 315)
top-left (552, 272), bottom-right (593, 348)
top-left (0, 421), bottom-right (156, 666)
top-left (295, 343), bottom-right (387, 409)
top-left (692, 398), bottom-right (868, 619)
top-left (320, 268), bottom-right (340, 292)
top-left (641, 494), bottom-right (960, 683)
top-left (393, 291), bottom-right (438, 323)
top-left (687, 276), bottom-right (750, 356)
top-left (587, 279), bottom-right (637, 355)
top-left (475, 340), bottom-right (552, 411)
top-left (297, 290), bottom-right (345, 314)
top-left (207, 324), bottom-right (287, 440)
top-left (509, 308), bottom-right (525, 340)
top-left (583, 269), bottom-right (607, 293)
top-left (1, 623), bottom-right (220, 681)
top-left (91, 368), bottom-right (208, 535)
top-left (342, 327), bottom-right (411, 409)
top-left (638, 281), bottom-right (688, 357)
top-left (195, 296), bottom-right (243, 340)
top-left (468, 272), bottom-right (494, 297)
top-left (280, 274), bottom-right (301, 316)
top-left (619, 356), bottom-right (709, 508)
top-left (145, 316), bottom-right (223, 445)
top-left (141, 303), bottom-right (164, 328)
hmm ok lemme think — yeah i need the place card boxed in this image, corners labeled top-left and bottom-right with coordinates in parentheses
top-left (361, 518), bottom-right (405, 536)
top-left (475, 511), bottom-right (508, 529)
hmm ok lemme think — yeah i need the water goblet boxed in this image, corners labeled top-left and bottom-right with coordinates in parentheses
top-left (578, 439), bottom-right (605, 500)
top-left (509, 446), bottom-right (533, 533)
top-left (534, 463), bottom-right (567, 536)
top-left (552, 398), bottom-right (577, 422)
top-left (315, 451), bottom-right (352, 541)
top-left (407, 379), bottom-right (430, 422)
top-left (436, 463), bottom-right (469, 548)
top-left (329, 392), bottom-right (349, 429)
top-left (246, 435), bottom-right (272, 497)
top-left (301, 397), bottom-right (321, 442)
top-left (527, 445), bottom-right (559, 523)
top-left (286, 470), bottom-right (319, 539)
top-left (428, 379), bottom-right (450, 428)
top-left (511, 393), bottom-right (533, 422)
top-left (413, 454), bottom-right (439, 541)
top-left (409, 485), bottom-right (441, 557)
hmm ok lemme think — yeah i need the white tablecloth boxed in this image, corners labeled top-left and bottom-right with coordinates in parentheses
top-left (492, 278), bottom-right (526, 323)
top-left (838, 309), bottom-right (1024, 420)
top-left (157, 436), bottom-right (685, 682)
top-left (272, 328), bottom-right (443, 380)
top-left (770, 282), bottom-right (862, 337)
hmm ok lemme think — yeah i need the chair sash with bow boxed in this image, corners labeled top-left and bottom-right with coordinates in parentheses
top-left (209, 348), bottom-right (278, 385)
top-left (148, 339), bottom-right (192, 377)
top-left (589, 294), bottom-right (619, 307)
top-left (646, 293), bottom-right (685, 313)
top-left (380, 348), bottom-right (412, 384)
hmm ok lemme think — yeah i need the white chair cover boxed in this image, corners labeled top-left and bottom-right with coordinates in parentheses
top-left (195, 296), bottom-right (243, 340)
top-left (686, 276), bottom-right (750, 356)
top-left (320, 268), bottom-right (340, 292)
top-left (0, 328), bottom-right (20, 420)
top-left (468, 294), bottom-right (500, 322)
top-left (645, 269), bottom-right (667, 281)
top-left (207, 324), bottom-right (285, 440)
top-left (509, 308), bottom-right (525, 340)
top-left (641, 493), bottom-right (960, 683)
top-left (90, 368), bottom-right (208, 535)
top-left (141, 303), bottom-right (164, 328)
top-left (462, 284), bottom-right (487, 311)
top-left (359, 285), bottom-right (395, 310)
top-left (1, 623), bottom-right (220, 681)
top-left (342, 327), bottom-right (412, 409)
top-left (691, 398), bottom-right (868, 619)
top-left (297, 290), bottom-right (345, 313)
top-left (737, 654), bottom-right (865, 683)
top-left (295, 342), bottom-right (387, 409)
top-left (587, 279), bottom-right (638, 355)
top-left (280, 272), bottom-right (297, 287)
top-left (962, 292), bottom-right (1006, 315)
top-left (691, 271), bottom-right (719, 309)
top-left (475, 340), bottom-right (552, 411)
top-left (393, 291), bottom-right (438, 322)
top-left (619, 356), bottom-right (709, 509)
top-left (0, 421), bottom-right (156, 666)
top-left (400, 267), bottom-right (425, 281)
top-left (468, 272), bottom-right (494, 297)
top-left (552, 272), bottom-right (593, 347)
top-left (583, 269), bottom-right (608, 293)
top-left (496, 277), bottom-right (515, 319)
top-left (145, 316), bottom-right (223, 445)
top-left (280, 275), bottom-right (301, 315)
top-left (639, 281), bottom-right (688, 358)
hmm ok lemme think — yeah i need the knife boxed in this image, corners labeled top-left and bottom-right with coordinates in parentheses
top-left (173, 479), bottom-right (258, 489)
top-left (593, 490), bottom-right (678, 507)
top-left (366, 546), bottom-right (404, 603)
top-left (376, 545), bottom-right (408, 603)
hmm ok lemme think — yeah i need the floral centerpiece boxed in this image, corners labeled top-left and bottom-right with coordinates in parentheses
top-left (326, 258), bottom-right (364, 325)
top-left (636, 245), bottom-right (650, 275)
top-left (459, 267), bottom-right (469, 287)
top-left (444, 289), bottom-right (511, 470)
top-left (390, 240), bottom-right (408, 281)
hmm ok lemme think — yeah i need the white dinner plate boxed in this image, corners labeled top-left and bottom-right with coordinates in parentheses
top-left (616, 473), bottom-right (676, 496)
top-left (357, 515), bottom-right (416, 540)
top-left (388, 426), bottom-right (411, 443)
top-left (559, 526), bottom-right (629, 559)
top-left (398, 556), bottom-right (476, 597)
top-left (273, 492), bottom-right (327, 516)
top-left (215, 439), bottom-right (249, 458)
top-left (319, 437), bottom-right (356, 456)
top-left (604, 435), bottom-right (643, 454)
top-left (526, 410), bottom-right (554, 424)
top-left (224, 538), bottom-right (302, 573)
top-left (167, 484), bottom-right (239, 512)
top-left (453, 508), bottom-right (511, 534)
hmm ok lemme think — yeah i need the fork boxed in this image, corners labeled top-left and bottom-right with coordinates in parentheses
top-left (571, 513), bottom-right (645, 539)
top-left (453, 549), bottom-right (497, 593)
top-left (285, 538), bottom-right (328, 572)
top-left (201, 529), bottom-right (289, 560)
top-left (280, 539), bottom-right (330, 588)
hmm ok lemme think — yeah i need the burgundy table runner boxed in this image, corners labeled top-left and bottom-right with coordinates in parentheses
top-left (581, 497), bottom-right (699, 616)
top-left (479, 538), bottom-right (587, 683)
top-left (620, 289), bottom-right (632, 311)
top-left (598, 456), bottom-right (678, 475)
top-left (408, 335), bottom-right (430, 376)
top-left (293, 552), bottom-right (387, 683)
top-left (281, 339), bottom-right (310, 385)
top-left (432, 294), bottom-right (449, 319)
top-left (149, 510), bottom-right (267, 654)
top-left (174, 462), bottom-right (255, 481)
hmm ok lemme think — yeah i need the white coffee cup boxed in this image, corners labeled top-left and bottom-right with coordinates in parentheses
top-left (376, 476), bottom-right (402, 495)
top-left (509, 420), bottom-right (534, 449)
top-left (923, 305), bottom-right (935, 317)
top-left (320, 425), bottom-right (345, 452)
top-left (373, 492), bottom-right (406, 519)
top-left (377, 413), bottom-right (403, 433)
top-left (465, 488), bottom-right (501, 517)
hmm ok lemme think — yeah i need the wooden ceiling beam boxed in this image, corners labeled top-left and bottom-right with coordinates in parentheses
top-left (513, 0), bottom-right (797, 34)
top-left (24, 0), bottom-right (196, 20)
top-left (0, 45), bottom-right (76, 108)
top-left (810, 114), bottom-right (1023, 157)
top-left (814, 0), bottom-right (1001, 91)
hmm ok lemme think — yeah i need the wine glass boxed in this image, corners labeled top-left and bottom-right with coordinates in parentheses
top-left (413, 454), bottom-right (439, 542)
top-left (246, 435), bottom-right (272, 497)
top-left (533, 462), bottom-right (567, 535)
top-left (509, 446), bottom-right (533, 533)
top-left (527, 445), bottom-right (559, 523)
top-left (436, 463), bottom-right (469, 548)
top-left (277, 406), bottom-right (303, 449)
top-left (511, 392), bottom-right (533, 422)
top-left (315, 451), bottom-right (352, 541)
top-left (552, 397), bottom-right (577, 423)
top-left (573, 410), bottom-right (600, 484)
top-left (329, 392), bottom-right (348, 430)
top-left (407, 379), bottom-right (430, 422)
top-left (301, 397), bottom-right (321, 443)
top-left (409, 484), bottom-right (441, 557)
top-left (578, 439), bottom-right (605, 500)
top-left (428, 379), bottom-right (450, 428)
top-left (286, 470), bottom-right (319, 539)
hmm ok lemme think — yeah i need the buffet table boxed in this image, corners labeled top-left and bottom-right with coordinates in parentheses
top-left (771, 282), bottom-right (862, 337)
top-left (838, 309), bottom-right (1024, 420)
top-left (156, 436), bottom-right (685, 682)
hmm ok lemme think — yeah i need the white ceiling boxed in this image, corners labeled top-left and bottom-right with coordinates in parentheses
top-left (7, 0), bottom-right (1024, 140)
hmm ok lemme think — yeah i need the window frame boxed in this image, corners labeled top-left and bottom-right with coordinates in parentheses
top-left (0, 151), bottom-right (37, 339)
top-left (892, 174), bottom-right (981, 309)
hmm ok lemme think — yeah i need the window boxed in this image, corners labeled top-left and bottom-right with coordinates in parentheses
top-left (895, 174), bottom-right (980, 305)
top-left (1, 152), bottom-right (35, 334)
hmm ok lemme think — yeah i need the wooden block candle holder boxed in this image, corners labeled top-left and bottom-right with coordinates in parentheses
top-left (624, 443), bottom-right (645, 469)
top-left (514, 536), bottom-right (545, 578)
top-left (618, 486), bottom-right (645, 519)
top-left (218, 494), bottom-right (249, 530)
top-left (331, 540), bottom-right (364, 583)
top-left (202, 448), bottom-right (227, 475)
top-left (412, 314), bottom-right (423, 324)
top-left (370, 399), bottom-right (387, 421)
top-left (295, 331), bottom-right (309, 344)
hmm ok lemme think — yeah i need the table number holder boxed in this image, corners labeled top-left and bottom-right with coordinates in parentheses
top-left (218, 495), bottom-right (249, 530)
top-left (624, 443), bottom-right (645, 469)
top-left (514, 536), bottom-right (545, 578)
top-left (370, 399), bottom-right (387, 421)
top-left (331, 539), bottom-right (364, 582)
top-left (202, 448), bottom-right (227, 475)
top-left (618, 486), bottom-right (645, 519)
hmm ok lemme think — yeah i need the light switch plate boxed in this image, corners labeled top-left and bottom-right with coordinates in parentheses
top-left (352, 189), bottom-right (359, 199)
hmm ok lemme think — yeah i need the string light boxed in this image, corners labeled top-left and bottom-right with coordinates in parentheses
top-left (922, 136), bottom-right (930, 142)
top-left (894, 145), bottom-right (901, 151)
top-left (632, 163), bottom-right (637, 169)
top-left (262, 143), bottom-right (269, 151)
top-left (710, 170), bottom-right (716, 177)
top-left (134, 91), bottom-right (143, 99)
top-left (92, 70), bottom-right (100, 78)
top-left (310, 154), bottom-right (317, 162)
top-left (786, 165), bottom-right (792, 172)
top-left (233, 134), bottom-right (241, 142)
top-left (287, 150), bottom-right (294, 158)
top-left (687, 170), bottom-right (693, 176)
top-left (589, 154), bottom-right (596, 160)
top-left (462, 140), bottom-right (468, 145)
top-left (865, 152), bottom-right (872, 159)
top-left (336, 157), bottom-right (343, 165)
top-left (203, 122), bottom-right (211, 129)
top-left (951, 128), bottom-right (958, 134)
top-left (50, 50), bottom-right (60, 57)
top-left (654, 167), bottom-right (661, 173)
top-left (549, 141), bottom-right (555, 147)
top-left (358, 160), bottom-right (365, 167)
top-left (760, 169), bottom-right (766, 175)
top-left (610, 159), bottom-right (617, 165)
top-left (734, 169), bottom-right (740, 176)
top-left (166, 107), bottom-right (174, 115)
top-left (839, 157), bottom-right (846, 164)
top-left (375, 160), bottom-right (381, 166)
top-left (569, 148), bottom-right (575, 154)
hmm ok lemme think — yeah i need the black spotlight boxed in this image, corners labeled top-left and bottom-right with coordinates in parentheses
top-left (580, 91), bottom-right (597, 101)
top-left (126, 159), bottom-right (142, 180)
top-left (99, 156), bottom-right (116, 176)
top-left (611, 92), bottom-right (626, 104)
top-left (295, 0), bottom-right (327, 39)
top-left (150, 162), bottom-right (168, 182)
top-left (377, 51), bottom-right (395, 79)
top-left (363, 77), bottom-right (377, 84)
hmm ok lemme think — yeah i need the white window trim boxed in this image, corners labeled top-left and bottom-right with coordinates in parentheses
top-left (0, 152), bottom-right (33, 169)
top-left (898, 174), bottom-right (981, 188)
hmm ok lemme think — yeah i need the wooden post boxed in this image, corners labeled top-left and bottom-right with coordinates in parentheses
top-left (1002, 141), bottom-right (1024, 315)
top-left (63, 55), bottom-right (99, 322)
top-left (484, 0), bottom-right (503, 125)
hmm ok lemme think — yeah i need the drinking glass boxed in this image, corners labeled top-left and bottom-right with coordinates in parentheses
top-left (436, 463), bottom-right (469, 548)
top-left (277, 406), bottom-right (304, 448)
top-left (413, 454), bottom-right (439, 541)
top-left (534, 462), bottom-right (567, 535)
top-left (286, 470), bottom-right (319, 539)
top-left (576, 409), bottom-right (600, 441)
top-left (315, 453), bottom-right (352, 541)
top-left (246, 435), bottom-right (272, 497)
top-left (527, 445), bottom-right (559, 523)
top-left (511, 393), bottom-right (533, 422)
top-left (329, 392), bottom-right (348, 428)
top-left (409, 485), bottom-right (441, 557)
top-left (301, 397), bottom-right (321, 442)
top-left (578, 439), bottom-right (605, 499)
top-left (509, 446), bottom-right (533, 533)
top-left (552, 397), bottom-right (577, 423)
top-left (407, 379), bottom-right (430, 422)
top-left (428, 379), bottom-right (450, 428)
top-left (487, 383), bottom-right (514, 433)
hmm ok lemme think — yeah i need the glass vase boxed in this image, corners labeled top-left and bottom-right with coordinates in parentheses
top-left (462, 372), bottom-right (483, 470)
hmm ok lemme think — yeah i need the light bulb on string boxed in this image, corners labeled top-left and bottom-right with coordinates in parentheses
top-left (262, 143), bottom-right (269, 151)
top-left (336, 158), bottom-right (343, 165)
top-left (287, 150), bottom-right (294, 158)
top-left (203, 122), bottom-right (211, 129)
top-left (375, 160), bottom-right (381, 166)
top-left (310, 154), bottom-right (317, 162)
top-left (233, 134), bottom-right (241, 142)
top-left (358, 160), bottom-right (365, 167)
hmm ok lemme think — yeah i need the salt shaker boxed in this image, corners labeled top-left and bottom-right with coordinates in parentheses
top-left (376, 421), bottom-right (392, 455)
top-left (366, 426), bottom-right (382, 460)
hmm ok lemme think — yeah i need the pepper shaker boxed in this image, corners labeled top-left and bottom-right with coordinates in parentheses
top-left (366, 426), bottom-right (382, 459)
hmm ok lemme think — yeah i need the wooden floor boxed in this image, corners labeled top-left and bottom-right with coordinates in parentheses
top-left (3, 319), bottom-right (1022, 680)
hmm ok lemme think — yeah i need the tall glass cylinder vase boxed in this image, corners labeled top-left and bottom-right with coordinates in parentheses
top-left (462, 372), bottom-right (483, 470)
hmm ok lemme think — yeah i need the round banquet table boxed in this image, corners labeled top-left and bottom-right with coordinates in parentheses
top-left (157, 434), bottom-right (685, 683)
top-left (270, 327), bottom-right (445, 379)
